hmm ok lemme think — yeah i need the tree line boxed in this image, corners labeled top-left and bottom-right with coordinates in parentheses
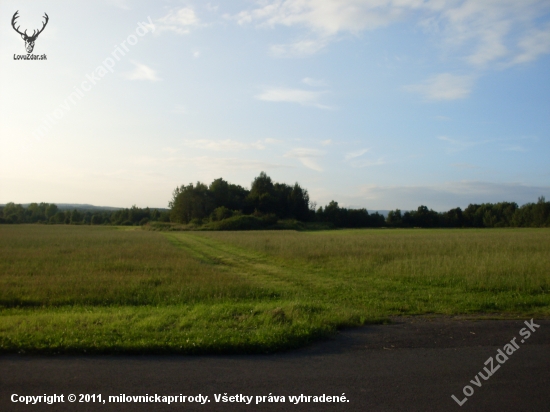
top-left (2, 172), bottom-right (549, 228)
top-left (386, 199), bottom-right (550, 228)
top-left (0, 202), bottom-right (169, 226)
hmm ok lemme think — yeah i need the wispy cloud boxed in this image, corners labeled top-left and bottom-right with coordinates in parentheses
top-left (235, 0), bottom-right (550, 67)
top-left (503, 145), bottom-right (528, 152)
top-left (302, 77), bottom-right (326, 87)
top-left (405, 73), bottom-right (475, 101)
top-left (436, 135), bottom-right (487, 152)
top-left (190, 156), bottom-right (284, 171)
top-left (108, 0), bottom-right (131, 10)
top-left (440, 136), bottom-right (534, 153)
top-left (235, 0), bottom-right (407, 35)
top-left (156, 7), bottom-right (199, 35)
top-left (256, 87), bottom-right (329, 109)
top-left (351, 158), bottom-right (385, 168)
top-left (284, 148), bottom-right (325, 171)
top-left (182, 139), bottom-right (272, 151)
top-left (171, 105), bottom-right (188, 114)
top-left (132, 154), bottom-right (286, 172)
top-left (124, 61), bottom-right (161, 82)
top-left (451, 163), bottom-right (478, 170)
top-left (436, 1), bottom-right (550, 68)
top-left (270, 38), bottom-right (330, 57)
top-left (344, 148), bottom-right (385, 167)
top-left (345, 148), bottom-right (369, 160)
top-left (511, 23), bottom-right (550, 65)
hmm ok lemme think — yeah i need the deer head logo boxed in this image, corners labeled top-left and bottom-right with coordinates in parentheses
top-left (11, 11), bottom-right (49, 54)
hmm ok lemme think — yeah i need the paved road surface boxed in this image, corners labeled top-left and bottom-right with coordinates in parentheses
top-left (1, 318), bottom-right (549, 411)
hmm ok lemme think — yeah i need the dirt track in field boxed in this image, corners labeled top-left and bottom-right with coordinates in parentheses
top-left (2, 317), bottom-right (549, 412)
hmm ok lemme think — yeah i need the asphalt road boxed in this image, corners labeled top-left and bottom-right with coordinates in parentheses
top-left (1, 318), bottom-right (549, 412)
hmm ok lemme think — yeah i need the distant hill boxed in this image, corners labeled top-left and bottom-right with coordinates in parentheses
top-left (0, 203), bottom-right (169, 212)
top-left (52, 204), bottom-right (123, 211)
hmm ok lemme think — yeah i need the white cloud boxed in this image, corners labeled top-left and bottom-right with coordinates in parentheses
top-left (320, 139), bottom-right (332, 146)
top-left (439, 135), bottom-right (535, 153)
top-left (351, 158), bottom-right (385, 168)
top-left (206, 3), bottom-right (219, 13)
top-left (171, 105), bottom-right (188, 114)
top-left (503, 145), bottom-right (528, 152)
top-left (270, 38), bottom-right (329, 57)
top-left (124, 61), bottom-right (161, 82)
top-left (161, 147), bottom-right (179, 155)
top-left (511, 24), bottom-right (550, 65)
top-left (436, 135), bottom-right (487, 152)
top-left (284, 148), bottom-right (325, 171)
top-left (235, 0), bottom-right (550, 66)
top-left (130, 154), bottom-right (286, 172)
top-left (236, 0), bottom-right (408, 55)
top-left (302, 77), bottom-right (326, 87)
top-left (405, 73), bottom-right (474, 101)
top-left (156, 7), bottom-right (199, 35)
top-left (189, 156), bottom-right (284, 171)
top-left (236, 0), bottom-right (413, 35)
top-left (451, 163), bottom-right (478, 169)
top-left (345, 148), bottom-right (369, 160)
top-left (108, 0), bottom-right (131, 10)
top-left (256, 87), bottom-right (329, 108)
top-left (182, 139), bottom-right (272, 151)
top-left (437, 1), bottom-right (550, 67)
top-left (344, 147), bottom-right (384, 168)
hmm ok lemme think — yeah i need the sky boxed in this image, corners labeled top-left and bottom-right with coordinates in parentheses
top-left (1, 0), bottom-right (549, 211)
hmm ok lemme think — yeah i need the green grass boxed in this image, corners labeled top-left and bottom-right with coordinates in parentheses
top-left (1, 225), bottom-right (549, 354)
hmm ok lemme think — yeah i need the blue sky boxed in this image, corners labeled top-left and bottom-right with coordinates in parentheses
top-left (1, 0), bottom-right (549, 210)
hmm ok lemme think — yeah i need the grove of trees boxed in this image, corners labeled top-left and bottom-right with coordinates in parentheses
top-left (169, 172), bottom-right (312, 224)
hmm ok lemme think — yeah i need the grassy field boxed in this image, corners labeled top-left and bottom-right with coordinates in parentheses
top-left (1, 225), bottom-right (549, 354)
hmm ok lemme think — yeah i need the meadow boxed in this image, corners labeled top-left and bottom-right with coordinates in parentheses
top-left (1, 225), bottom-right (549, 354)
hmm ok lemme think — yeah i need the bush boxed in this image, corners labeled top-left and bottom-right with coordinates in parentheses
top-left (189, 218), bottom-right (203, 226)
top-left (210, 206), bottom-right (234, 222)
top-left (260, 214), bottom-right (278, 225)
top-left (273, 219), bottom-right (305, 230)
top-left (144, 222), bottom-right (177, 231)
top-left (206, 215), bottom-right (267, 231)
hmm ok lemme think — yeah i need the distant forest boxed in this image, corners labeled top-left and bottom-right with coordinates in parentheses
top-left (1, 172), bottom-right (549, 228)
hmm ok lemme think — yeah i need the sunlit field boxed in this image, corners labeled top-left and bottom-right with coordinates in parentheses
top-left (1, 225), bottom-right (549, 354)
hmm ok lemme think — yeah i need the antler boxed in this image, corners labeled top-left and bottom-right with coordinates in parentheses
top-left (32, 13), bottom-right (49, 39)
top-left (11, 11), bottom-right (49, 39)
top-left (11, 11), bottom-right (26, 37)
